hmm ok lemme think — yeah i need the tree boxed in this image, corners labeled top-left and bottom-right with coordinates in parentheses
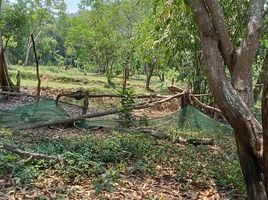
top-left (22, 0), bottom-right (66, 66)
top-left (0, 0), bottom-right (28, 91)
top-left (186, 0), bottom-right (266, 199)
top-left (67, 1), bottom-right (147, 86)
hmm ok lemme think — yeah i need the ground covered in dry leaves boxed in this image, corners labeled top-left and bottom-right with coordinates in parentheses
top-left (0, 91), bottom-right (245, 200)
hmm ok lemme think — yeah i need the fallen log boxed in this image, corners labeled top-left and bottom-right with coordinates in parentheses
top-left (10, 91), bottom-right (186, 130)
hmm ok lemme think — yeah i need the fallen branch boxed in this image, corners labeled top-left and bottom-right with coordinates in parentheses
top-left (149, 131), bottom-right (213, 145)
top-left (190, 95), bottom-right (222, 116)
top-left (2, 143), bottom-right (63, 163)
top-left (11, 91), bottom-right (186, 129)
top-left (127, 128), bottom-right (214, 146)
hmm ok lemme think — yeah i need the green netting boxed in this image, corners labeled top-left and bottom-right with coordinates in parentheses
top-left (84, 105), bottom-right (233, 134)
top-left (0, 100), bottom-right (233, 134)
top-left (0, 99), bottom-right (70, 128)
top-left (176, 105), bottom-right (232, 133)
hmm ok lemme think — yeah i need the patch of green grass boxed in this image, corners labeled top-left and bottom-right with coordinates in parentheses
top-left (9, 65), bottom-right (168, 94)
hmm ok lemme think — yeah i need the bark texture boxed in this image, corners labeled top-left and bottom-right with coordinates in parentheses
top-left (187, 0), bottom-right (266, 199)
top-left (0, 49), bottom-right (15, 91)
top-left (263, 54), bottom-right (268, 193)
top-left (0, 0), bottom-right (15, 91)
top-left (145, 62), bottom-right (155, 91)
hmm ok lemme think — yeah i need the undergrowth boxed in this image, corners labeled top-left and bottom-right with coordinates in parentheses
top-left (0, 130), bottom-right (245, 197)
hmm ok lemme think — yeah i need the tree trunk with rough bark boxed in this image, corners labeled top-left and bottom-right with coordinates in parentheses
top-left (0, 0), bottom-right (14, 91)
top-left (187, 0), bottom-right (266, 199)
top-left (263, 52), bottom-right (268, 194)
top-left (0, 48), bottom-right (15, 91)
top-left (145, 62), bottom-right (155, 91)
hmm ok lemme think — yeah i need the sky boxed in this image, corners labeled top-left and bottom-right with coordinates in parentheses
top-left (8, 0), bottom-right (80, 14)
top-left (64, 0), bottom-right (79, 13)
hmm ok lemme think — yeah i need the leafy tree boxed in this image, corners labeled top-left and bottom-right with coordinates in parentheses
top-left (0, 0), bottom-right (29, 91)
top-left (186, 0), bottom-right (267, 198)
top-left (22, 0), bottom-right (66, 66)
top-left (67, 1), bottom-right (148, 86)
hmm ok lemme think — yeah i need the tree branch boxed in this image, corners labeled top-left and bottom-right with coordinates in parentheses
top-left (204, 0), bottom-right (234, 72)
top-left (237, 0), bottom-right (265, 68)
top-left (190, 95), bottom-right (222, 116)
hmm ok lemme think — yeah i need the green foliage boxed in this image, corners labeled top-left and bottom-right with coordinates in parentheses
top-left (0, 127), bottom-right (245, 197)
top-left (26, 133), bottom-right (163, 179)
top-left (0, 2), bottom-right (29, 46)
top-left (118, 88), bottom-right (136, 127)
top-left (93, 168), bottom-right (120, 195)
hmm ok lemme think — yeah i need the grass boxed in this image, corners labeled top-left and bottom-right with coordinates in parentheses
top-left (9, 65), bottom-right (170, 94)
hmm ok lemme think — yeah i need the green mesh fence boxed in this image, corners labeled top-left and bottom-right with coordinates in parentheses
top-left (0, 99), bottom-right (70, 128)
top-left (0, 100), bottom-right (233, 134)
top-left (78, 105), bottom-right (233, 134)
top-left (176, 105), bottom-right (232, 133)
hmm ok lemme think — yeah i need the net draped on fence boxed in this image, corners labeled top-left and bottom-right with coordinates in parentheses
top-left (0, 99), bottom-right (233, 134)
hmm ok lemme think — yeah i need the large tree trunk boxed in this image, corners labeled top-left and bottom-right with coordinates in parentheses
top-left (263, 54), bottom-right (268, 193)
top-left (187, 0), bottom-right (266, 198)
